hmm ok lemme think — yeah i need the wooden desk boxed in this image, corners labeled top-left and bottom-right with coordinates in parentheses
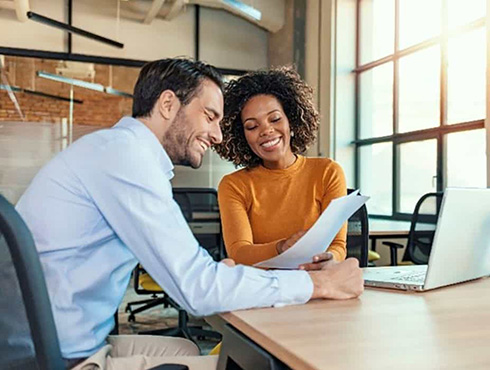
top-left (214, 277), bottom-right (490, 369)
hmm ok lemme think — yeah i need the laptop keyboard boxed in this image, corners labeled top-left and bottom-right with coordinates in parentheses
top-left (394, 272), bottom-right (426, 283)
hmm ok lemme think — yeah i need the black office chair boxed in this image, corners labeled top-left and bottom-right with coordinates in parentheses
top-left (382, 192), bottom-right (443, 266)
top-left (0, 194), bottom-right (65, 370)
top-left (0, 194), bottom-right (188, 370)
top-left (125, 264), bottom-right (171, 322)
top-left (345, 189), bottom-right (369, 268)
top-left (173, 188), bottom-right (225, 260)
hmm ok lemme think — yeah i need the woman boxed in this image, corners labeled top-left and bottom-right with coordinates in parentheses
top-left (215, 67), bottom-right (347, 269)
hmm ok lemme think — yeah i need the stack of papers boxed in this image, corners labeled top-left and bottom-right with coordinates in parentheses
top-left (254, 190), bottom-right (370, 269)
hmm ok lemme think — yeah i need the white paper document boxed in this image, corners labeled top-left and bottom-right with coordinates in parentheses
top-left (253, 190), bottom-right (370, 269)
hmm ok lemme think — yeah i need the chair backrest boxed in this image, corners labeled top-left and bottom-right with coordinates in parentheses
top-left (405, 192), bottom-right (444, 265)
top-left (172, 188), bottom-right (225, 261)
top-left (0, 195), bottom-right (64, 370)
top-left (345, 189), bottom-right (369, 267)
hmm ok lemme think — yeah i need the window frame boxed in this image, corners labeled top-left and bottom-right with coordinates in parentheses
top-left (354, 0), bottom-right (486, 221)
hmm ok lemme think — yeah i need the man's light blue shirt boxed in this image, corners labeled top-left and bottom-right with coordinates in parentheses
top-left (16, 117), bottom-right (313, 359)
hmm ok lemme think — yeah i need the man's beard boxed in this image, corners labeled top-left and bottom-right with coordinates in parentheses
top-left (162, 108), bottom-right (203, 169)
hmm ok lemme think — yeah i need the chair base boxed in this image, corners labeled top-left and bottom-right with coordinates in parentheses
top-left (140, 326), bottom-right (222, 341)
top-left (138, 309), bottom-right (222, 350)
top-left (125, 295), bottom-right (169, 322)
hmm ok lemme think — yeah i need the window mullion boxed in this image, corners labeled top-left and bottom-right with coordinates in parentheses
top-left (439, 0), bottom-right (449, 192)
top-left (354, 0), bottom-right (361, 190)
top-left (393, 0), bottom-right (400, 215)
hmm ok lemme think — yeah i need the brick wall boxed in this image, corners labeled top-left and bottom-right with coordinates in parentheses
top-left (0, 56), bottom-right (139, 127)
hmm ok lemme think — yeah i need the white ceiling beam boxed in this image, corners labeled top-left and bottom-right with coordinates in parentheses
top-left (143, 0), bottom-right (166, 24)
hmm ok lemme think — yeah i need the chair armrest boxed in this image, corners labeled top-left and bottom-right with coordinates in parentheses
top-left (381, 241), bottom-right (404, 249)
top-left (381, 241), bottom-right (404, 266)
top-left (148, 364), bottom-right (189, 370)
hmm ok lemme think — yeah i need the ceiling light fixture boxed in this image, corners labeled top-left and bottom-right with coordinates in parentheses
top-left (37, 71), bottom-right (133, 98)
top-left (223, 0), bottom-right (262, 21)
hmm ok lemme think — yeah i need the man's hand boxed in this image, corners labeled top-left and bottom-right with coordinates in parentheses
top-left (298, 251), bottom-right (338, 271)
top-left (276, 230), bottom-right (307, 254)
top-left (308, 258), bottom-right (364, 300)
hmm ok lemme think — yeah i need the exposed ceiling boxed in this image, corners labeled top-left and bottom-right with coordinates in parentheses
top-left (0, 0), bottom-right (285, 33)
top-left (0, 0), bottom-right (29, 22)
top-left (122, 0), bottom-right (285, 33)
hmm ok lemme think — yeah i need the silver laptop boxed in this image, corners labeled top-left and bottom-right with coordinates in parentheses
top-left (363, 188), bottom-right (490, 291)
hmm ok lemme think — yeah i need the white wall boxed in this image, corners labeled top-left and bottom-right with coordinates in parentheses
top-left (487, 0), bottom-right (490, 187)
top-left (304, 0), bottom-right (356, 189)
top-left (333, 0), bottom-right (357, 188)
top-left (199, 7), bottom-right (268, 70)
top-left (304, 0), bottom-right (335, 159)
top-left (71, 0), bottom-right (195, 61)
top-left (0, 0), bottom-right (65, 52)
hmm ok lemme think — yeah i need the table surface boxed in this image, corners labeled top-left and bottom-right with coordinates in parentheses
top-left (369, 219), bottom-right (436, 238)
top-left (216, 277), bottom-right (490, 370)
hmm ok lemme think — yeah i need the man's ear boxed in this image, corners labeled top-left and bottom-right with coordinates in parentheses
top-left (157, 90), bottom-right (181, 121)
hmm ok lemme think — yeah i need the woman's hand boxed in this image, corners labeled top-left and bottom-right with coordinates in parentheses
top-left (298, 251), bottom-right (337, 271)
top-left (276, 230), bottom-right (307, 254)
top-left (220, 258), bottom-right (236, 267)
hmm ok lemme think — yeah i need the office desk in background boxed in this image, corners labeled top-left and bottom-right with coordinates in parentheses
top-left (368, 219), bottom-right (411, 251)
top-left (210, 277), bottom-right (490, 370)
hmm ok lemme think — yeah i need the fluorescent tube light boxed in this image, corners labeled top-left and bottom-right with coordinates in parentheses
top-left (37, 71), bottom-right (133, 98)
top-left (223, 0), bottom-right (262, 21)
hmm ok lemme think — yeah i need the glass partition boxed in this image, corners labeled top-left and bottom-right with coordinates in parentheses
top-left (0, 56), bottom-right (139, 203)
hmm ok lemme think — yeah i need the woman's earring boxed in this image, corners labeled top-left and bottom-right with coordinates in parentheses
top-left (291, 131), bottom-right (295, 138)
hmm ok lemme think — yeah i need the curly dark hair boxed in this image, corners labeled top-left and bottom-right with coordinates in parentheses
top-left (214, 66), bottom-right (319, 168)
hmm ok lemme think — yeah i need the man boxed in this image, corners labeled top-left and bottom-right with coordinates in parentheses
top-left (16, 58), bottom-right (363, 370)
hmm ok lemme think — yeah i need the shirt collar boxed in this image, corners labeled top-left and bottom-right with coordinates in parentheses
top-left (114, 117), bottom-right (175, 180)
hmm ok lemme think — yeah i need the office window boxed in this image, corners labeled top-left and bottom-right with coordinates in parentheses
top-left (359, 143), bottom-right (393, 215)
top-left (398, 139), bottom-right (437, 213)
top-left (359, 0), bottom-right (394, 64)
top-left (399, 0), bottom-right (442, 49)
top-left (447, 28), bottom-right (486, 124)
top-left (355, 0), bottom-right (487, 220)
top-left (398, 46), bottom-right (440, 133)
top-left (359, 63), bottom-right (393, 139)
top-left (446, 129), bottom-right (487, 188)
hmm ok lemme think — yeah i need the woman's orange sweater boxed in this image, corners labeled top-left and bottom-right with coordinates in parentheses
top-left (218, 155), bottom-right (347, 266)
